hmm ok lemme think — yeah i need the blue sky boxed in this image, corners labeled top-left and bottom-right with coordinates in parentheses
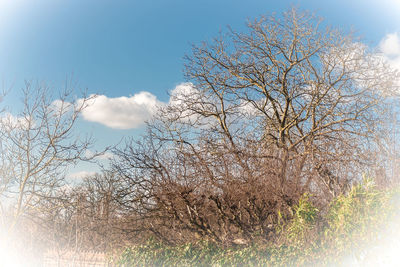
top-left (1, 0), bottom-right (400, 178)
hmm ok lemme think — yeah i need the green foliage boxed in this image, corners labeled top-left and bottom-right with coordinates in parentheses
top-left (317, 177), bottom-right (397, 264)
top-left (116, 180), bottom-right (400, 266)
top-left (116, 239), bottom-right (222, 266)
top-left (286, 193), bottom-right (318, 243)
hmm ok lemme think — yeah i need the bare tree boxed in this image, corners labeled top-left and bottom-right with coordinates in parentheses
top-left (180, 9), bottom-right (399, 196)
top-left (0, 81), bottom-right (103, 236)
top-left (111, 9), bottom-right (400, 244)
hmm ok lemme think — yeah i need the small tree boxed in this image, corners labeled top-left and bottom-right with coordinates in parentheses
top-left (0, 81), bottom-right (101, 236)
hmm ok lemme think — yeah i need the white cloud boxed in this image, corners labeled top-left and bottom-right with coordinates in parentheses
top-left (75, 83), bottom-right (207, 129)
top-left (168, 82), bottom-right (203, 121)
top-left (0, 112), bottom-right (31, 130)
top-left (78, 91), bottom-right (163, 129)
top-left (322, 39), bottom-right (400, 95)
top-left (238, 99), bottom-right (273, 118)
top-left (49, 99), bottom-right (73, 114)
top-left (169, 82), bottom-right (199, 106)
top-left (167, 82), bottom-right (222, 128)
top-left (66, 171), bottom-right (96, 179)
top-left (379, 33), bottom-right (400, 70)
top-left (380, 33), bottom-right (400, 58)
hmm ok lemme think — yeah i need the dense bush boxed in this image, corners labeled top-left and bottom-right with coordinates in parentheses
top-left (115, 179), bottom-right (400, 266)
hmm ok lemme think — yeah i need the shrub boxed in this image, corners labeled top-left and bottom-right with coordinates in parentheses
top-left (116, 179), bottom-right (400, 266)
